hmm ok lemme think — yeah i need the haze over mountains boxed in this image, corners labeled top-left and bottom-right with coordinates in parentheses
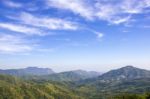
top-left (0, 65), bottom-right (150, 82)
top-left (39, 70), bottom-right (101, 82)
top-left (0, 67), bottom-right (54, 76)
top-left (0, 67), bottom-right (101, 81)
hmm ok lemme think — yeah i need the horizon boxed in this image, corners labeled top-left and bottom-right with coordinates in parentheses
top-left (1, 65), bottom-right (150, 73)
top-left (0, 0), bottom-right (150, 72)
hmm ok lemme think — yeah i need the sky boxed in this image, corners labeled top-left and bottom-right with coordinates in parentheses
top-left (0, 0), bottom-right (150, 72)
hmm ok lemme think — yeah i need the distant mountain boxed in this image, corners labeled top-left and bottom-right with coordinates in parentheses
top-left (0, 67), bottom-right (55, 76)
top-left (98, 66), bottom-right (150, 81)
top-left (78, 66), bottom-right (150, 86)
top-left (1, 65), bottom-right (150, 82)
top-left (41, 70), bottom-right (101, 82)
top-left (76, 66), bottom-right (150, 98)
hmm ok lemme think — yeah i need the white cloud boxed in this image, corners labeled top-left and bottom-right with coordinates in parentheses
top-left (47, 0), bottom-right (94, 20)
top-left (46, 0), bottom-right (150, 24)
top-left (0, 33), bottom-right (56, 54)
top-left (95, 2), bottom-right (131, 24)
top-left (86, 28), bottom-right (104, 39)
top-left (15, 12), bottom-right (78, 30)
top-left (3, 0), bottom-right (23, 8)
top-left (121, 0), bottom-right (150, 14)
top-left (0, 34), bottom-right (33, 54)
top-left (0, 23), bottom-right (45, 36)
top-left (95, 32), bottom-right (104, 39)
top-left (109, 16), bottom-right (131, 25)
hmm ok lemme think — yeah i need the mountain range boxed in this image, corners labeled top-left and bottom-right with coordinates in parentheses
top-left (1, 66), bottom-right (150, 99)
top-left (0, 67), bottom-right (54, 76)
top-left (0, 66), bottom-right (150, 81)
top-left (39, 70), bottom-right (101, 82)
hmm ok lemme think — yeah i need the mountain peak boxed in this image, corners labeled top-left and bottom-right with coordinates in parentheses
top-left (121, 65), bottom-right (136, 69)
top-left (99, 66), bottom-right (150, 81)
top-left (26, 67), bottom-right (40, 69)
top-left (25, 67), bottom-right (50, 70)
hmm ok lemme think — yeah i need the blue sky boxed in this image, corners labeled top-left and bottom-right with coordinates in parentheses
top-left (0, 0), bottom-right (150, 72)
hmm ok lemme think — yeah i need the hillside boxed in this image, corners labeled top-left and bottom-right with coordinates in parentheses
top-left (40, 70), bottom-right (101, 82)
top-left (76, 66), bottom-right (150, 98)
top-left (0, 68), bottom-right (101, 82)
top-left (98, 66), bottom-right (150, 81)
top-left (1, 66), bottom-right (150, 99)
top-left (0, 74), bottom-right (83, 99)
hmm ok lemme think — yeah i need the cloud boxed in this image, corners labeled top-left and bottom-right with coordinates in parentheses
top-left (0, 11), bottom-right (79, 54)
top-left (85, 28), bottom-right (104, 39)
top-left (95, 2), bottom-right (132, 24)
top-left (121, 0), bottom-right (150, 14)
top-left (109, 16), bottom-right (131, 25)
top-left (96, 0), bottom-right (150, 22)
top-left (47, 0), bottom-right (94, 20)
top-left (10, 12), bottom-right (78, 30)
top-left (0, 34), bottom-right (33, 54)
top-left (95, 32), bottom-right (104, 39)
top-left (0, 33), bottom-right (56, 54)
top-left (2, 12), bottom-right (78, 36)
top-left (2, 0), bottom-right (23, 8)
top-left (46, 0), bottom-right (150, 24)
top-left (0, 23), bottom-right (45, 36)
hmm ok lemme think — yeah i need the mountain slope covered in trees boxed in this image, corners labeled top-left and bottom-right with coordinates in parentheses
top-left (0, 75), bottom-right (83, 99)
top-left (38, 70), bottom-right (101, 82)
top-left (1, 66), bottom-right (150, 99)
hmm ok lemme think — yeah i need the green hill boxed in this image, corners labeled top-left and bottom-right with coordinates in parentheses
top-left (0, 74), bottom-right (83, 99)
top-left (38, 70), bottom-right (100, 82)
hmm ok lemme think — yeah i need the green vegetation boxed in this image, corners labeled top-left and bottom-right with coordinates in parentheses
top-left (1, 74), bottom-right (150, 99)
top-left (1, 66), bottom-right (150, 99)
top-left (0, 75), bottom-right (83, 99)
top-left (111, 93), bottom-right (150, 99)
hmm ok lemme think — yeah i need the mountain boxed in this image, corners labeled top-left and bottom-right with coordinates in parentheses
top-left (0, 67), bottom-right (101, 81)
top-left (1, 66), bottom-right (150, 99)
top-left (77, 66), bottom-right (150, 85)
top-left (98, 66), bottom-right (150, 81)
top-left (77, 66), bottom-right (150, 92)
top-left (76, 66), bottom-right (150, 98)
top-left (0, 67), bottom-right (55, 76)
top-left (0, 74), bottom-right (83, 99)
top-left (40, 70), bottom-right (101, 82)
top-left (77, 77), bottom-right (150, 99)
top-left (1, 74), bottom-right (150, 99)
